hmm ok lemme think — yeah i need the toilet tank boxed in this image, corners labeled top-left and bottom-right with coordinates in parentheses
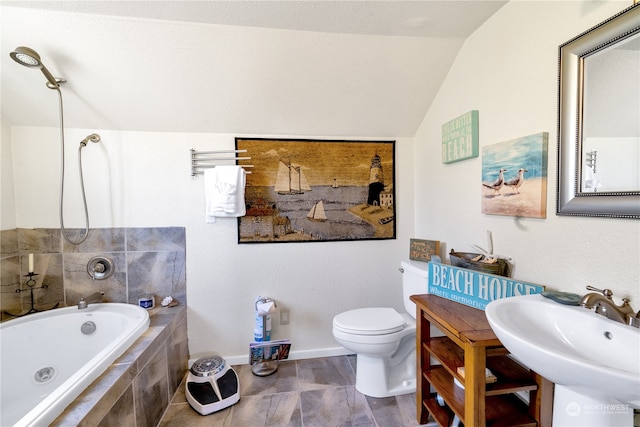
top-left (400, 260), bottom-right (430, 317)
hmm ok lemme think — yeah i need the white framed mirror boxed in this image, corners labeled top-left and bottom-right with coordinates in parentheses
top-left (557, 3), bottom-right (640, 219)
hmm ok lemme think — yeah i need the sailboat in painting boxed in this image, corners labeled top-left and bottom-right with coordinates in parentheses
top-left (275, 160), bottom-right (311, 195)
top-left (307, 201), bottom-right (327, 222)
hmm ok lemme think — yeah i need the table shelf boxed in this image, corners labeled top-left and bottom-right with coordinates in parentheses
top-left (411, 294), bottom-right (553, 427)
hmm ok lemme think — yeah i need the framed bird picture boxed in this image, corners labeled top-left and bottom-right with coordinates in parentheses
top-left (481, 132), bottom-right (549, 218)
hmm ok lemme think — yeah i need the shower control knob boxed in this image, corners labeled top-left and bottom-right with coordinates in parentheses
top-left (87, 256), bottom-right (115, 280)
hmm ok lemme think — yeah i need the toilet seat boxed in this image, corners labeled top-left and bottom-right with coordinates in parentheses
top-left (333, 308), bottom-right (406, 335)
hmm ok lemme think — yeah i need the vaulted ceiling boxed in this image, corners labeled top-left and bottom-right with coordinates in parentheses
top-left (1, 1), bottom-right (507, 137)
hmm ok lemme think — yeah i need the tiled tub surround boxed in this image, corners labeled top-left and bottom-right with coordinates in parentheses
top-left (52, 305), bottom-right (188, 426)
top-left (0, 227), bottom-right (186, 319)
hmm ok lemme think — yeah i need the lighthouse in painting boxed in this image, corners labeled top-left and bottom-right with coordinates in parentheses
top-left (367, 153), bottom-right (385, 206)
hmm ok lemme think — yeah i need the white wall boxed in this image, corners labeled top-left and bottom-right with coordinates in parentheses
top-left (8, 126), bottom-right (415, 361)
top-left (4, 0), bottom-right (640, 364)
top-left (1, 117), bottom-right (16, 229)
top-left (414, 1), bottom-right (640, 302)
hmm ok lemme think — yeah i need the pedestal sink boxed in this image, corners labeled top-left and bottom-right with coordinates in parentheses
top-left (485, 294), bottom-right (640, 411)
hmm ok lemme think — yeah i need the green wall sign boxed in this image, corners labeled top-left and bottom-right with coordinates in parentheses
top-left (442, 110), bottom-right (479, 164)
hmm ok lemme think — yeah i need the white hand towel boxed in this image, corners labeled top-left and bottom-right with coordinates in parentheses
top-left (583, 166), bottom-right (602, 192)
top-left (205, 166), bottom-right (246, 223)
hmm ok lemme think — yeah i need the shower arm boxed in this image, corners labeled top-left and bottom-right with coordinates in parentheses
top-left (80, 134), bottom-right (101, 146)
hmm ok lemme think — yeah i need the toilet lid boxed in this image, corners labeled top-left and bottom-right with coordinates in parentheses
top-left (333, 308), bottom-right (406, 335)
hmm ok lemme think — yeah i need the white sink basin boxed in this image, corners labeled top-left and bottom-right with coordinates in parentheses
top-left (486, 294), bottom-right (640, 408)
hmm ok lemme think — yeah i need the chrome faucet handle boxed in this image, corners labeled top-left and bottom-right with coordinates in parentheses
top-left (619, 297), bottom-right (636, 314)
top-left (585, 286), bottom-right (613, 298)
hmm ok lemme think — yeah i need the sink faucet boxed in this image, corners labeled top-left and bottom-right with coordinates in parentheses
top-left (579, 286), bottom-right (637, 327)
top-left (78, 292), bottom-right (104, 309)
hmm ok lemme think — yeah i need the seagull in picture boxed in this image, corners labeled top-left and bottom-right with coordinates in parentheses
top-left (482, 169), bottom-right (507, 195)
top-left (505, 168), bottom-right (528, 194)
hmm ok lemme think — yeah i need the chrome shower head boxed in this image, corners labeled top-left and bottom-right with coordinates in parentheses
top-left (10, 46), bottom-right (42, 67)
top-left (10, 46), bottom-right (65, 89)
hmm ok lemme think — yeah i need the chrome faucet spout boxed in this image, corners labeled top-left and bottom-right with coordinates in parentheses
top-left (579, 286), bottom-right (636, 327)
top-left (631, 313), bottom-right (640, 328)
top-left (78, 292), bottom-right (104, 309)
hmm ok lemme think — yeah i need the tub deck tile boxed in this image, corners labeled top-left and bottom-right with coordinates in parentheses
top-left (51, 306), bottom-right (187, 427)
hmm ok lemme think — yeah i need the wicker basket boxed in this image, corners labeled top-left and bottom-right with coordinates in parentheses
top-left (449, 250), bottom-right (510, 277)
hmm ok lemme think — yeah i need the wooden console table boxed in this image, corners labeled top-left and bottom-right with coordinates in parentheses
top-left (411, 294), bottom-right (553, 427)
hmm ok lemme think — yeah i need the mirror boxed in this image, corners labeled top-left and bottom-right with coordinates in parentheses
top-left (557, 3), bottom-right (640, 218)
top-left (582, 31), bottom-right (640, 193)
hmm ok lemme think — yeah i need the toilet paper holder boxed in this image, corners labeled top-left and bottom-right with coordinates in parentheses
top-left (255, 297), bottom-right (276, 315)
top-left (252, 297), bottom-right (278, 377)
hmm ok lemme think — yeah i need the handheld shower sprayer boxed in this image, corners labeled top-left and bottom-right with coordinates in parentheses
top-left (80, 134), bottom-right (101, 147)
top-left (10, 45), bottom-right (100, 245)
top-left (9, 46), bottom-right (66, 89)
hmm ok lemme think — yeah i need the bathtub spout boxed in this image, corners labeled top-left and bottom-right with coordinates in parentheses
top-left (78, 292), bottom-right (104, 309)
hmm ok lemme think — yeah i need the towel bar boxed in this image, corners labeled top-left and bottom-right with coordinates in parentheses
top-left (190, 148), bottom-right (253, 178)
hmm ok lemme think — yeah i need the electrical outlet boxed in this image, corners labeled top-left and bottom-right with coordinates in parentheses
top-left (280, 308), bottom-right (290, 325)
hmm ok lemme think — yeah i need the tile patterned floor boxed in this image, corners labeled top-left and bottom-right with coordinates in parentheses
top-left (158, 355), bottom-right (434, 426)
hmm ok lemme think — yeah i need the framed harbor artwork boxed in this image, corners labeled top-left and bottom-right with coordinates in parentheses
top-left (481, 132), bottom-right (549, 218)
top-left (235, 138), bottom-right (396, 243)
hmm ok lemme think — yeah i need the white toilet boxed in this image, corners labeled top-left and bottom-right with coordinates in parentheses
top-left (332, 260), bottom-right (429, 398)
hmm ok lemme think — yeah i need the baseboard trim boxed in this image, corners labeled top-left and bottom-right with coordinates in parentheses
top-left (189, 346), bottom-right (353, 367)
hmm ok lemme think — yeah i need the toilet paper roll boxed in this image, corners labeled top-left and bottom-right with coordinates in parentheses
top-left (256, 301), bottom-right (275, 316)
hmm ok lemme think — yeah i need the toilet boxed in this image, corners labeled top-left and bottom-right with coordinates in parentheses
top-left (332, 260), bottom-right (429, 398)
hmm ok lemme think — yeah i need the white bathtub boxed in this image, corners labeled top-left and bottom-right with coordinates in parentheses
top-left (0, 303), bottom-right (149, 427)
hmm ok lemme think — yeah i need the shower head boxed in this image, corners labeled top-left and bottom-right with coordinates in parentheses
top-left (80, 133), bottom-right (101, 147)
top-left (10, 46), bottom-right (42, 67)
top-left (10, 46), bottom-right (65, 89)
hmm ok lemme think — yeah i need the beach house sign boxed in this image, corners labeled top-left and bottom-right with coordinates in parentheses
top-left (428, 262), bottom-right (544, 310)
